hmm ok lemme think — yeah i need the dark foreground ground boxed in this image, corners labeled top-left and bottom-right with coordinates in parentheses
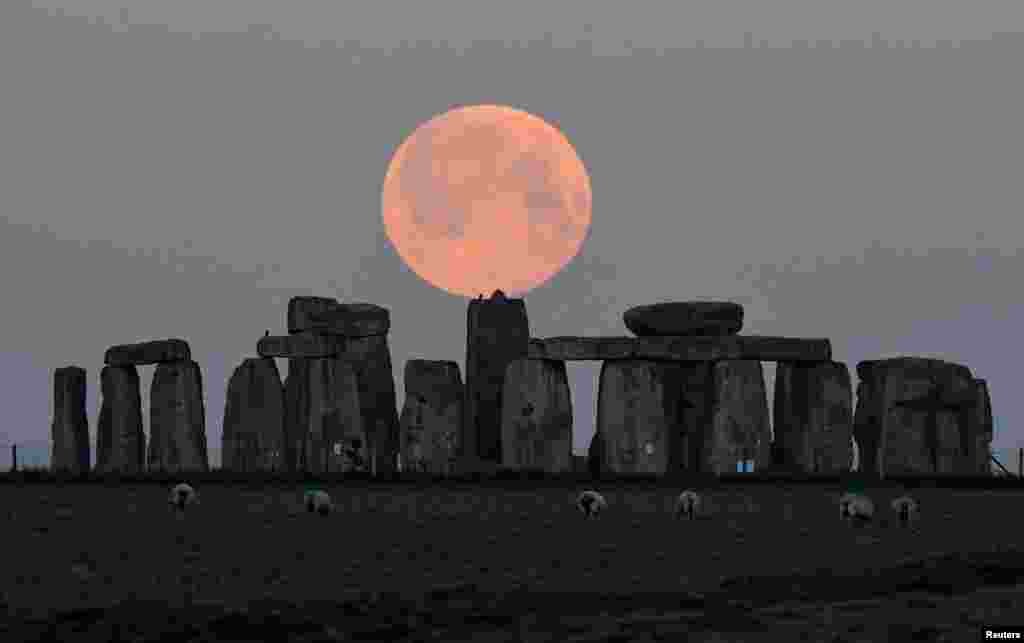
top-left (2, 483), bottom-right (1022, 641)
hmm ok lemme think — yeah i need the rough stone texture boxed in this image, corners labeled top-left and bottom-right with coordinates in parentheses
top-left (284, 357), bottom-right (366, 474)
top-left (51, 366), bottom-right (90, 473)
top-left (773, 361), bottom-right (854, 474)
top-left (466, 290), bottom-right (530, 463)
top-left (399, 360), bottom-right (464, 475)
top-left (706, 360), bottom-right (771, 475)
top-left (596, 360), bottom-right (688, 475)
top-left (854, 357), bottom-right (977, 477)
top-left (676, 362), bottom-right (717, 474)
top-left (970, 379), bottom-right (993, 475)
top-left (287, 296), bottom-right (339, 334)
top-left (623, 301), bottom-right (744, 337)
top-left (344, 334), bottom-right (400, 475)
top-left (258, 332), bottom-right (345, 359)
top-left (95, 365), bottom-right (145, 474)
top-left (500, 359), bottom-right (573, 473)
top-left (221, 358), bottom-right (285, 472)
top-left (527, 335), bottom-right (831, 363)
top-left (104, 339), bottom-right (191, 366)
top-left (307, 303), bottom-right (391, 337)
top-left (148, 360), bottom-right (209, 473)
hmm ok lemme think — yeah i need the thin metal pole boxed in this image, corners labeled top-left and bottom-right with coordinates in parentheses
top-left (11, 444), bottom-right (17, 472)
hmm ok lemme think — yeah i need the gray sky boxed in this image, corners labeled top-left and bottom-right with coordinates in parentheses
top-left (2, 1), bottom-right (1022, 468)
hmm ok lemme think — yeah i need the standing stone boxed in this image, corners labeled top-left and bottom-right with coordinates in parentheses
top-left (623, 301), bottom-right (744, 337)
top-left (501, 359), bottom-right (573, 473)
top-left (149, 360), bottom-right (209, 473)
top-left (587, 431), bottom-right (606, 479)
top-left (705, 360), bottom-right (771, 475)
top-left (773, 361), bottom-right (853, 474)
top-left (287, 296), bottom-right (340, 334)
top-left (466, 290), bottom-right (530, 465)
top-left (596, 360), bottom-right (687, 475)
top-left (400, 360), bottom-right (464, 475)
top-left (676, 362), bottom-right (716, 474)
top-left (222, 357), bottom-right (285, 472)
top-left (51, 366), bottom-right (90, 473)
top-left (95, 365), bottom-right (145, 474)
top-left (344, 334), bottom-right (399, 475)
top-left (854, 357), bottom-right (976, 477)
top-left (284, 357), bottom-right (366, 474)
top-left (969, 379), bottom-right (993, 475)
top-left (283, 358), bottom-right (309, 472)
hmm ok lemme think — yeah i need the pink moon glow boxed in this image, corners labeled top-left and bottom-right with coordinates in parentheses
top-left (381, 104), bottom-right (593, 298)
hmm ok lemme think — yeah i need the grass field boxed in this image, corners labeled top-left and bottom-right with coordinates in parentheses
top-left (3, 482), bottom-right (1024, 640)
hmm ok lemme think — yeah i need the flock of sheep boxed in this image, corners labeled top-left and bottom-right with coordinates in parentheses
top-left (167, 482), bottom-right (920, 528)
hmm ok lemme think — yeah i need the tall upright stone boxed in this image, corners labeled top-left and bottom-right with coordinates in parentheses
top-left (596, 360), bottom-right (687, 475)
top-left (773, 361), bottom-right (853, 474)
top-left (222, 357), bottom-right (286, 472)
top-left (51, 366), bottom-right (90, 473)
top-left (676, 362), bottom-right (716, 474)
top-left (95, 365), bottom-right (145, 474)
top-left (466, 289), bottom-right (530, 464)
top-left (285, 356), bottom-right (365, 474)
top-left (344, 334), bottom-right (399, 475)
top-left (283, 358), bottom-right (309, 472)
top-left (854, 357), bottom-right (976, 477)
top-left (706, 360), bottom-right (771, 475)
top-left (501, 359), bottom-right (573, 473)
top-left (400, 360), bottom-right (464, 475)
top-left (969, 379), bottom-right (993, 475)
top-left (148, 360), bottom-right (209, 473)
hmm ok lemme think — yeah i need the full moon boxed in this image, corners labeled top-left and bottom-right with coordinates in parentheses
top-left (382, 104), bottom-right (592, 298)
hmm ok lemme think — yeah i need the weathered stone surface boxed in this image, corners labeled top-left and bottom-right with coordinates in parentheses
top-left (148, 360), bottom-right (209, 473)
top-left (400, 360), bottom-right (464, 475)
top-left (51, 366), bottom-right (90, 473)
top-left (284, 357), bottom-right (366, 474)
top-left (623, 301), bottom-right (744, 337)
top-left (466, 290), bottom-right (530, 463)
top-left (527, 335), bottom-right (831, 362)
top-left (970, 379), bottom-right (993, 475)
top-left (95, 365), bottom-right (145, 474)
top-left (308, 303), bottom-right (390, 337)
top-left (501, 359), bottom-right (573, 473)
top-left (596, 360), bottom-right (689, 475)
top-left (104, 339), bottom-right (191, 366)
top-left (258, 331), bottom-right (345, 359)
top-left (221, 358), bottom-right (285, 472)
top-left (676, 362), bottom-right (716, 474)
top-left (706, 360), bottom-right (771, 475)
top-left (344, 334), bottom-right (400, 475)
top-left (773, 361), bottom-right (853, 474)
top-left (287, 296), bottom-right (339, 334)
top-left (854, 357), bottom-right (976, 477)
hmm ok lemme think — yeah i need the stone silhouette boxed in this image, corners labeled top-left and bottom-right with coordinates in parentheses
top-left (258, 331), bottom-right (344, 359)
top-left (466, 289), bottom-right (530, 464)
top-left (104, 339), bottom-right (191, 366)
top-left (51, 366), bottom-right (90, 473)
top-left (707, 360), bottom-right (771, 475)
top-left (623, 301), bottom-right (744, 337)
top-left (344, 333), bottom-right (400, 475)
top-left (400, 360), bottom-right (464, 475)
top-left (287, 296), bottom-right (340, 334)
top-left (773, 361), bottom-right (853, 474)
top-left (95, 365), bottom-right (145, 474)
top-left (285, 356), bottom-right (365, 474)
top-left (307, 302), bottom-right (391, 337)
top-left (526, 335), bottom-right (831, 362)
top-left (148, 360), bottom-right (209, 473)
top-left (969, 379), bottom-right (993, 474)
top-left (222, 357), bottom-right (285, 472)
top-left (501, 358), bottom-right (573, 473)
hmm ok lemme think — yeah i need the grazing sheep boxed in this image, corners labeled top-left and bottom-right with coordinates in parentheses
top-left (575, 490), bottom-right (607, 519)
top-left (838, 492), bottom-right (874, 527)
top-left (675, 490), bottom-right (701, 520)
top-left (168, 483), bottom-right (198, 515)
top-left (890, 494), bottom-right (920, 528)
top-left (304, 489), bottom-right (332, 516)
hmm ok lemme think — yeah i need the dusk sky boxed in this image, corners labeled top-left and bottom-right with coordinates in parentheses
top-left (2, 1), bottom-right (1022, 469)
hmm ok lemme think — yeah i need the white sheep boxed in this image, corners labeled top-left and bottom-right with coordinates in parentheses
top-left (168, 483), bottom-right (198, 516)
top-left (575, 490), bottom-right (607, 519)
top-left (304, 489), bottom-right (332, 516)
top-left (838, 492), bottom-right (874, 526)
top-left (674, 490), bottom-right (701, 520)
top-left (890, 494), bottom-right (920, 528)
